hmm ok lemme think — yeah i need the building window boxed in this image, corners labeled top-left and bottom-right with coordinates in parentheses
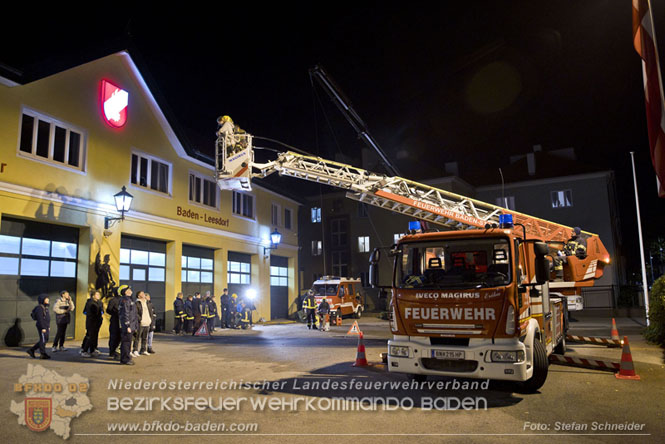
top-left (119, 248), bottom-right (166, 282)
top-left (495, 196), bottom-right (516, 210)
top-left (0, 234), bottom-right (77, 277)
top-left (130, 152), bottom-right (171, 194)
top-left (284, 208), bottom-right (292, 230)
top-left (311, 207), bottom-right (321, 223)
top-left (358, 236), bottom-right (370, 253)
top-left (189, 172), bottom-right (217, 208)
top-left (551, 190), bottom-right (573, 208)
top-left (331, 251), bottom-right (348, 277)
top-left (181, 255), bottom-right (214, 283)
top-left (270, 265), bottom-right (288, 286)
top-left (311, 240), bottom-right (322, 256)
top-left (271, 203), bottom-right (281, 226)
top-left (331, 218), bottom-right (347, 247)
top-left (18, 110), bottom-right (85, 171)
top-left (358, 202), bottom-right (369, 218)
top-left (232, 191), bottom-right (255, 219)
top-left (228, 260), bottom-right (251, 284)
top-left (393, 233), bottom-right (405, 244)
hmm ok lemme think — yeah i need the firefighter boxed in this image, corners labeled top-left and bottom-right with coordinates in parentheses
top-left (553, 227), bottom-right (588, 281)
top-left (184, 295), bottom-right (194, 333)
top-left (229, 294), bottom-right (238, 329)
top-left (237, 299), bottom-right (252, 329)
top-left (303, 290), bottom-right (318, 330)
top-left (173, 292), bottom-right (185, 335)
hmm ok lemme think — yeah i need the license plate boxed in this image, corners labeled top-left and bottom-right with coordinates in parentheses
top-left (431, 350), bottom-right (465, 360)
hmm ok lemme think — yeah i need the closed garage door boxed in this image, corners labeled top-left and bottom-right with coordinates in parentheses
top-left (270, 255), bottom-right (289, 320)
top-left (119, 236), bottom-right (166, 331)
top-left (181, 245), bottom-right (214, 297)
top-left (227, 251), bottom-right (251, 301)
top-left (0, 217), bottom-right (78, 344)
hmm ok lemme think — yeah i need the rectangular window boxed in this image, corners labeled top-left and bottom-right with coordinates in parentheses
top-left (331, 218), bottom-right (347, 247)
top-left (358, 202), bottom-right (369, 218)
top-left (228, 260), bottom-right (251, 284)
top-left (331, 251), bottom-right (348, 277)
top-left (232, 192), bottom-right (254, 219)
top-left (182, 254), bottom-right (214, 283)
top-left (189, 172), bottom-right (217, 208)
top-left (495, 196), bottom-right (516, 210)
top-left (270, 266), bottom-right (288, 287)
top-left (271, 204), bottom-right (281, 226)
top-left (358, 235), bottom-right (370, 253)
top-left (393, 233), bottom-right (405, 244)
top-left (120, 247), bottom-right (166, 283)
top-left (311, 240), bottom-right (322, 256)
top-left (284, 208), bottom-right (292, 230)
top-left (17, 110), bottom-right (85, 171)
top-left (130, 151), bottom-right (171, 195)
top-left (551, 190), bottom-right (573, 208)
top-left (311, 207), bottom-right (321, 223)
top-left (0, 234), bottom-right (77, 277)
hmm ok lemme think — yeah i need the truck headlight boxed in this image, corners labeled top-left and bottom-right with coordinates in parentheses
top-left (491, 350), bottom-right (525, 363)
top-left (389, 345), bottom-right (410, 358)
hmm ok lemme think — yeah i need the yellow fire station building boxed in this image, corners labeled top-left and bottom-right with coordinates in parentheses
top-left (0, 51), bottom-right (300, 342)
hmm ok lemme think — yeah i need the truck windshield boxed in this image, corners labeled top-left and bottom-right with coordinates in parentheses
top-left (396, 238), bottom-right (511, 290)
top-left (312, 284), bottom-right (339, 296)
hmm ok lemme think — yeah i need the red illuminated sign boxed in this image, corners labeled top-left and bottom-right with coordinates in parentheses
top-left (100, 80), bottom-right (128, 128)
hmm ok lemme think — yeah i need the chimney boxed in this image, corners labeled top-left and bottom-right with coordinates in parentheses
top-left (527, 152), bottom-right (536, 176)
top-left (444, 161), bottom-right (459, 176)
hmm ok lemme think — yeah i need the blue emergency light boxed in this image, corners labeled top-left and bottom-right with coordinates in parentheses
top-left (408, 221), bottom-right (421, 233)
top-left (499, 214), bottom-right (514, 229)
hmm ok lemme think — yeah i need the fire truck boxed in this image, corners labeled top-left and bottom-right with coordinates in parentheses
top-left (310, 276), bottom-right (364, 319)
top-left (214, 117), bottom-right (610, 391)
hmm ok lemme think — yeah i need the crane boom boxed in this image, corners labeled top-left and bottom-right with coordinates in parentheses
top-left (215, 118), bottom-right (610, 286)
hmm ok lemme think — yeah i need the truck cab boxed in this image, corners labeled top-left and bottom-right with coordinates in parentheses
top-left (371, 219), bottom-right (566, 392)
top-left (310, 276), bottom-right (364, 318)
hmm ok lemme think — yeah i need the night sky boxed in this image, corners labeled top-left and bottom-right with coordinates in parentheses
top-left (2, 1), bottom-right (664, 277)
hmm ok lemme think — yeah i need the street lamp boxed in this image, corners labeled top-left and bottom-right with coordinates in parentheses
top-left (105, 186), bottom-right (134, 229)
top-left (263, 229), bottom-right (282, 256)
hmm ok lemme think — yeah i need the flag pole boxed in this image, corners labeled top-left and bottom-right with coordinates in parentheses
top-left (630, 151), bottom-right (650, 326)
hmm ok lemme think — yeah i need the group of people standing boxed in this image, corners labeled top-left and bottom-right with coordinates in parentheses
top-left (173, 288), bottom-right (255, 334)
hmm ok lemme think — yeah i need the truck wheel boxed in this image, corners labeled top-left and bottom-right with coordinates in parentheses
top-left (554, 334), bottom-right (566, 355)
top-left (521, 339), bottom-right (548, 393)
top-left (354, 307), bottom-right (362, 319)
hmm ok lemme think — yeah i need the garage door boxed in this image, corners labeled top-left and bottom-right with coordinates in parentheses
top-left (0, 217), bottom-right (78, 344)
top-left (270, 255), bottom-right (289, 320)
top-left (119, 236), bottom-right (166, 331)
top-left (227, 251), bottom-right (251, 301)
top-left (181, 245), bottom-right (214, 298)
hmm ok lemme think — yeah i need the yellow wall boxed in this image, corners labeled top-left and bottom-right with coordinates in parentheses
top-left (0, 52), bottom-right (300, 339)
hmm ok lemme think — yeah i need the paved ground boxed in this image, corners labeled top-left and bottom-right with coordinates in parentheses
top-left (1, 312), bottom-right (663, 443)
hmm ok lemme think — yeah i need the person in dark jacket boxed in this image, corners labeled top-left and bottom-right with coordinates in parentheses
top-left (145, 293), bottom-right (157, 354)
top-left (207, 293), bottom-right (218, 333)
top-left (81, 290), bottom-right (104, 357)
top-left (106, 288), bottom-right (121, 359)
top-left (173, 292), bottom-right (185, 335)
top-left (27, 295), bottom-right (51, 359)
top-left (192, 292), bottom-right (202, 333)
top-left (118, 286), bottom-right (138, 365)
top-left (52, 290), bottom-right (74, 352)
top-left (220, 288), bottom-right (230, 328)
top-left (184, 295), bottom-right (194, 333)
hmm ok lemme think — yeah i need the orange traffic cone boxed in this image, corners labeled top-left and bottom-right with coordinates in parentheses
top-left (610, 318), bottom-right (620, 342)
top-left (615, 336), bottom-right (640, 380)
top-left (352, 332), bottom-right (369, 367)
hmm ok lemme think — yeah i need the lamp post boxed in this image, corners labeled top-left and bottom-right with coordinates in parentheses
top-left (104, 186), bottom-right (134, 229)
top-left (263, 229), bottom-right (282, 256)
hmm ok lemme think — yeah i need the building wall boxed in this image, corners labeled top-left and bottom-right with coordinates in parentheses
top-left (0, 52), bottom-right (299, 342)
